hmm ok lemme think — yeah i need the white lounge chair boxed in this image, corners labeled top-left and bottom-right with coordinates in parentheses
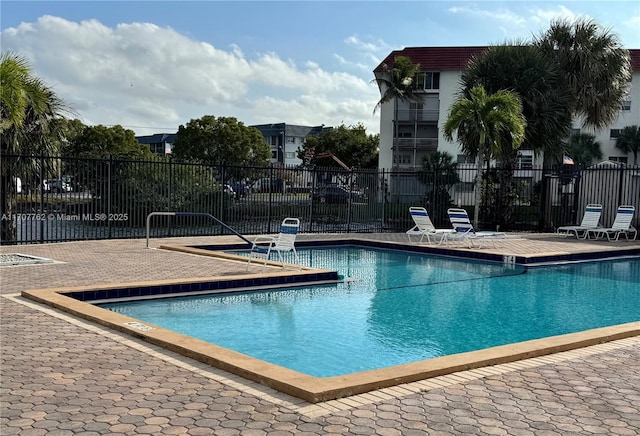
top-left (248, 217), bottom-right (301, 269)
top-left (586, 206), bottom-right (637, 241)
top-left (406, 207), bottom-right (454, 244)
top-left (556, 203), bottom-right (603, 239)
top-left (444, 208), bottom-right (507, 248)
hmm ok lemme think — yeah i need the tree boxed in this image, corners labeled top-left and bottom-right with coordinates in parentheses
top-left (1, 52), bottom-right (67, 241)
top-left (535, 18), bottom-right (632, 130)
top-left (298, 123), bottom-right (379, 169)
top-left (443, 85), bottom-right (526, 228)
top-left (417, 152), bottom-right (460, 225)
top-left (172, 115), bottom-right (271, 168)
top-left (371, 56), bottom-right (421, 166)
top-left (64, 124), bottom-right (151, 159)
top-left (460, 44), bottom-right (573, 165)
top-left (567, 133), bottom-right (603, 167)
top-left (615, 125), bottom-right (640, 166)
top-left (372, 55), bottom-right (421, 113)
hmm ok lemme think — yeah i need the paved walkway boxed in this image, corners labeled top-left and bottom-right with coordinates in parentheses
top-left (1, 234), bottom-right (639, 435)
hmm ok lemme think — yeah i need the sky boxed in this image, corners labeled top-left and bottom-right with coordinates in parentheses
top-left (2, 1), bottom-right (639, 137)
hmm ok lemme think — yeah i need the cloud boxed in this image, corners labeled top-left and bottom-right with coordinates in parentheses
top-left (448, 5), bottom-right (527, 27)
top-left (1, 15), bottom-right (381, 135)
top-left (344, 35), bottom-right (389, 53)
top-left (528, 5), bottom-right (583, 25)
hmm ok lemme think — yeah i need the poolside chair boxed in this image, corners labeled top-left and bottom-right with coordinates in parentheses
top-left (406, 207), bottom-right (455, 244)
top-left (586, 205), bottom-right (637, 242)
top-left (444, 208), bottom-right (507, 248)
top-left (556, 203), bottom-right (603, 239)
top-left (247, 217), bottom-right (301, 269)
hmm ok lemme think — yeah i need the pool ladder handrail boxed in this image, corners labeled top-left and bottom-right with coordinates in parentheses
top-left (146, 212), bottom-right (253, 248)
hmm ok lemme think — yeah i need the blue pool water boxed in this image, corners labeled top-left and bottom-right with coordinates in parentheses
top-left (101, 247), bottom-right (640, 377)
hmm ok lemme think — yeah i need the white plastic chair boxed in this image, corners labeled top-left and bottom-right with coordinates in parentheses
top-left (556, 203), bottom-right (603, 239)
top-left (445, 208), bottom-right (507, 248)
top-left (586, 206), bottom-right (637, 241)
top-left (406, 207), bottom-right (454, 244)
top-left (247, 218), bottom-right (301, 269)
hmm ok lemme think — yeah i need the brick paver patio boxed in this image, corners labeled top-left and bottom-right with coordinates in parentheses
top-left (1, 234), bottom-right (639, 435)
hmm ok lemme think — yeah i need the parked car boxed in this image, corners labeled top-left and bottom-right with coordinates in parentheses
top-left (311, 185), bottom-right (366, 204)
top-left (220, 184), bottom-right (234, 199)
top-left (43, 179), bottom-right (73, 193)
top-left (253, 177), bottom-right (291, 192)
top-left (233, 183), bottom-right (248, 199)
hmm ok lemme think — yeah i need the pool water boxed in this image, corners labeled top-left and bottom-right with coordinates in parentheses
top-left (101, 247), bottom-right (640, 377)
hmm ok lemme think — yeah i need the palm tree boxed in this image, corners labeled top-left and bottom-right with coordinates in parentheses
top-left (567, 133), bottom-right (603, 167)
top-left (615, 126), bottom-right (640, 166)
top-left (535, 18), bottom-right (632, 130)
top-left (371, 56), bottom-right (421, 166)
top-left (1, 52), bottom-right (67, 241)
top-left (444, 85), bottom-right (526, 227)
top-left (460, 43), bottom-right (573, 165)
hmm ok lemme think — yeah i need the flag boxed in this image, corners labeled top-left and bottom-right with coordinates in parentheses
top-left (563, 155), bottom-right (574, 165)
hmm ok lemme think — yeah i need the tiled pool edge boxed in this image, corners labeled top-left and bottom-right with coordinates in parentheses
top-left (8, 292), bottom-right (639, 419)
top-left (21, 282), bottom-right (640, 404)
top-left (177, 237), bottom-right (640, 266)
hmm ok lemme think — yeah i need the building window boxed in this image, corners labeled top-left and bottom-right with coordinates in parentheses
top-left (393, 154), bottom-right (412, 164)
top-left (610, 129), bottom-right (622, 139)
top-left (285, 152), bottom-right (296, 159)
top-left (516, 153), bottom-right (533, 169)
top-left (609, 156), bottom-right (628, 164)
top-left (416, 72), bottom-right (440, 91)
top-left (287, 137), bottom-right (295, 143)
top-left (271, 150), bottom-right (277, 159)
top-left (621, 100), bottom-right (631, 111)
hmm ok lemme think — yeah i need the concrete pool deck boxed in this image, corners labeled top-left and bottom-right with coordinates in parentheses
top-left (2, 233), bottom-right (640, 434)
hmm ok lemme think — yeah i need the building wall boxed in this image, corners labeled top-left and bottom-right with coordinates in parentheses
top-left (575, 70), bottom-right (639, 164)
top-left (436, 70), bottom-right (464, 159)
top-left (376, 48), bottom-right (640, 170)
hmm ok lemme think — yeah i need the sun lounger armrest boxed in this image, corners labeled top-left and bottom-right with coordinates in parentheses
top-left (252, 235), bottom-right (277, 247)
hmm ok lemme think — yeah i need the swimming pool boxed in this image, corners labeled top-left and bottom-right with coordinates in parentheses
top-left (101, 246), bottom-right (640, 377)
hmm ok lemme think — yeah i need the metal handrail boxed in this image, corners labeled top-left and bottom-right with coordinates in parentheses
top-left (146, 212), bottom-right (253, 248)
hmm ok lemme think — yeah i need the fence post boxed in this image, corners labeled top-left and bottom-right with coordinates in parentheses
top-left (617, 165), bottom-right (625, 207)
top-left (268, 164), bottom-right (273, 233)
top-left (309, 166), bottom-right (316, 232)
top-left (107, 155), bottom-right (113, 238)
top-left (346, 168), bottom-right (353, 232)
top-left (220, 162), bottom-right (227, 231)
top-left (39, 152), bottom-right (45, 244)
top-left (167, 156), bottom-right (173, 237)
top-left (381, 168), bottom-right (386, 231)
top-left (539, 167), bottom-right (548, 231)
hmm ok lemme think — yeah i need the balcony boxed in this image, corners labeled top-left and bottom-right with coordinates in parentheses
top-left (396, 109), bottom-right (439, 122)
top-left (393, 138), bottom-right (438, 152)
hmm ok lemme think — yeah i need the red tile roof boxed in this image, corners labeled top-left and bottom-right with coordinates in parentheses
top-left (374, 47), bottom-right (640, 73)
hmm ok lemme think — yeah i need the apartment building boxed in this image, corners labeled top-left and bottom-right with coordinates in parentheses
top-left (250, 123), bottom-right (326, 167)
top-left (135, 133), bottom-right (177, 156)
top-left (373, 46), bottom-right (640, 170)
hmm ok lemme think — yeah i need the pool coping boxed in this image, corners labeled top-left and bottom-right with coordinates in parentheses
top-left (21, 239), bottom-right (640, 403)
top-left (175, 237), bottom-right (640, 266)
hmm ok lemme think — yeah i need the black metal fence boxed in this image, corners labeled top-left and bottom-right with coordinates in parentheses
top-left (2, 154), bottom-right (639, 245)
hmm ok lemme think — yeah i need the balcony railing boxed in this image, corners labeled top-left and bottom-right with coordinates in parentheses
top-left (393, 138), bottom-right (438, 152)
top-left (396, 109), bottom-right (439, 122)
